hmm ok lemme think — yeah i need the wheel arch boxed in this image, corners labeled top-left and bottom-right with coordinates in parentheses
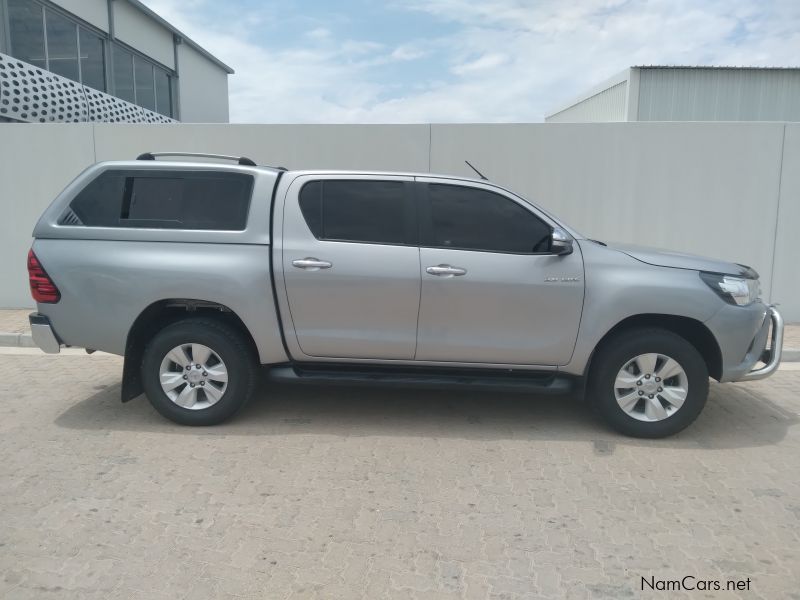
top-left (586, 314), bottom-right (723, 382)
top-left (121, 299), bottom-right (259, 402)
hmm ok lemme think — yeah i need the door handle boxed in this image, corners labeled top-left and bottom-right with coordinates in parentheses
top-left (292, 257), bottom-right (332, 270)
top-left (426, 264), bottom-right (467, 277)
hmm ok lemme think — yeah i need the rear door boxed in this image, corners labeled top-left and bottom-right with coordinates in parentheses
top-left (414, 178), bottom-right (584, 366)
top-left (280, 175), bottom-right (420, 360)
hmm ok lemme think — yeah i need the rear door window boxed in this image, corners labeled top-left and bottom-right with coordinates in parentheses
top-left (298, 179), bottom-right (415, 245)
top-left (62, 170), bottom-right (253, 230)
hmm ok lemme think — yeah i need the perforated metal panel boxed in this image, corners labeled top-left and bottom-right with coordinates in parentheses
top-left (140, 107), bottom-right (174, 124)
top-left (0, 52), bottom-right (176, 124)
top-left (0, 55), bottom-right (89, 122)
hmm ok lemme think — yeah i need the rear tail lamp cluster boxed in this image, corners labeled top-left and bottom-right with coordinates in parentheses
top-left (27, 249), bottom-right (61, 303)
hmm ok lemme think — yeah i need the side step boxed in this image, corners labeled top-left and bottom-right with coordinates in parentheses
top-left (266, 364), bottom-right (574, 395)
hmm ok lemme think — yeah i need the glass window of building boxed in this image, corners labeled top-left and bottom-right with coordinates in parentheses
top-left (7, 2), bottom-right (173, 117)
top-left (113, 45), bottom-right (136, 104)
top-left (79, 27), bottom-right (106, 92)
top-left (8, 0), bottom-right (47, 69)
top-left (45, 8), bottom-right (79, 81)
top-left (154, 69), bottom-right (172, 117)
top-left (134, 56), bottom-right (156, 111)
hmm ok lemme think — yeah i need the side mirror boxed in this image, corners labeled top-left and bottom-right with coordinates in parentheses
top-left (551, 227), bottom-right (573, 256)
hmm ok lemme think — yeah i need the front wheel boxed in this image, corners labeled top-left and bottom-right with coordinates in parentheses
top-left (141, 318), bottom-right (257, 425)
top-left (589, 328), bottom-right (709, 438)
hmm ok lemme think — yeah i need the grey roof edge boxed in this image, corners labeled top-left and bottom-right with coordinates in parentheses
top-left (124, 0), bottom-right (235, 74)
top-left (631, 65), bottom-right (800, 70)
top-left (544, 68), bottom-right (631, 120)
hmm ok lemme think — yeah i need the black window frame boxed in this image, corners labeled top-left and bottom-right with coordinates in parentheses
top-left (298, 179), bottom-right (418, 247)
top-left (62, 169), bottom-right (255, 231)
top-left (417, 182), bottom-right (555, 255)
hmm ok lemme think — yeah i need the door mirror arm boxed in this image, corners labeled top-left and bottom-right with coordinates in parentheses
top-left (551, 227), bottom-right (573, 256)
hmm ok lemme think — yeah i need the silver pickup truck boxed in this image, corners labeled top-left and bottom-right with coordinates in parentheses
top-left (27, 152), bottom-right (783, 437)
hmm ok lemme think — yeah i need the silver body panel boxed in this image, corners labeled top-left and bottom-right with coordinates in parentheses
top-left (30, 160), bottom-right (781, 385)
top-left (279, 174), bottom-right (420, 360)
top-left (32, 239), bottom-right (287, 364)
top-left (413, 175), bottom-right (584, 366)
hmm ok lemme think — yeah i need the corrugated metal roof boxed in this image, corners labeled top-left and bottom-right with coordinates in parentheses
top-left (633, 65), bottom-right (800, 70)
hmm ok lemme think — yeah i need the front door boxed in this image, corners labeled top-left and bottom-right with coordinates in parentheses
top-left (281, 175), bottom-right (420, 360)
top-left (414, 178), bottom-right (584, 366)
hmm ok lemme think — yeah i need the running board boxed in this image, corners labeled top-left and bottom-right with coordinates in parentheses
top-left (266, 365), bottom-right (574, 395)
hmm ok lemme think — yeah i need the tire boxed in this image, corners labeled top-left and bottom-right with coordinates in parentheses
top-left (588, 328), bottom-right (709, 438)
top-left (140, 318), bottom-right (257, 426)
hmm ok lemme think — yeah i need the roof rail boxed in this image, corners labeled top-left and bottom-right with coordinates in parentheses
top-left (136, 152), bottom-right (258, 167)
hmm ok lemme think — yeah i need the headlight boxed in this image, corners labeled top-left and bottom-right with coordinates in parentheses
top-left (700, 272), bottom-right (760, 306)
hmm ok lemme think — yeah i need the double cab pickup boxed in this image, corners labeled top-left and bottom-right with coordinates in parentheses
top-left (27, 152), bottom-right (783, 437)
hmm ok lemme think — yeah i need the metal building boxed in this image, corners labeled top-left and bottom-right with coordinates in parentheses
top-left (546, 66), bottom-right (800, 123)
top-left (0, 0), bottom-right (233, 123)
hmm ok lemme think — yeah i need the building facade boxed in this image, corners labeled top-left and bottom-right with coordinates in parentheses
top-left (0, 0), bottom-right (232, 123)
top-left (546, 66), bottom-right (800, 123)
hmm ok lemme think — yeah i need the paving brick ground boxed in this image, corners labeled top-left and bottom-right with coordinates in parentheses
top-left (0, 310), bottom-right (30, 334)
top-left (0, 351), bottom-right (798, 599)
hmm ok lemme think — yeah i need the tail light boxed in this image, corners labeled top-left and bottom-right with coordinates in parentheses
top-left (28, 249), bottom-right (60, 303)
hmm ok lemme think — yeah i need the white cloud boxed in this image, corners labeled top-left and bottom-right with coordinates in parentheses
top-left (305, 27), bottom-right (331, 40)
top-left (140, 0), bottom-right (800, 123)
top-left (390, 45), bottom-right (427, 61)
top-left (452, 53), bottom-right (509, 75)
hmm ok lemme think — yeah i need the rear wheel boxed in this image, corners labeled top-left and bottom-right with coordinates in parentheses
top-left (589, 328), bottom-right (709, 438)
top-left (141, 318), bottom-right (257, 425)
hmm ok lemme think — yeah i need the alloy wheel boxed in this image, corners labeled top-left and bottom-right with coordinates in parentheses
top-left (158, 343), bottom-right (229, 410)
top-left (613, 353), bottom-right (688, 422)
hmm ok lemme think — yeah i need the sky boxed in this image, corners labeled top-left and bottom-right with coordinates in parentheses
top-left (140, 0), bottom-right (800, 124)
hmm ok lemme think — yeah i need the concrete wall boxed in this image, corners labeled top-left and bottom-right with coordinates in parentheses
top-left (1, 122), bottom-right (797, 322)
top-left (176, 44), bottom-right (229, 122)
top-left (51, 0), bottom-right (109, 32)
top-left (113, 0), bottom-right (175, 70)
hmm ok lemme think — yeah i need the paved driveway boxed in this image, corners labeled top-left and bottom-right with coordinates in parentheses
top-left (1, 350), bottom-right (798, 599)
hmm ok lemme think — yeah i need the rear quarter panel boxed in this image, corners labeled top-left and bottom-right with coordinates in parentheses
top-left (33, 239), bottom-right (288, 364)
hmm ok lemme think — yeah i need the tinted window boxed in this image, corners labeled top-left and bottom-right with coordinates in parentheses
top-left (299, 180), bottom-right (408, 244)
top-left (45, 9), bottom-right (78, 81)
top-left (154, 69), bottom-right (172, 117)
top-left (113, 45), bottom-right (135, 103)
top-left (134, 56), bottom-right (155, 111)
top-left (8, 0), bottom-right (46, 70)
top-left (65, 172), bottom-right (127, 227)
top-left (426, 184), bottom-right (552, 253)
top-left (64, 171), bottom-right (253, 231)
top-left (79, 27), bottom-right (106, 91)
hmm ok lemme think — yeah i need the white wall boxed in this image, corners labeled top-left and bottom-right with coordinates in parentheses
top-left (0, 125), bottom-right (96, 309)
top-left (1, 122), bottom-right (797, 322)
top-left (51, 0), bottom-right (109, 32)
top-left (112, 0), bottom-right (175, 69)
top-left (176, 44), bottom-right (229, 123)
top-left (770, 124), bottom-right (800, 315)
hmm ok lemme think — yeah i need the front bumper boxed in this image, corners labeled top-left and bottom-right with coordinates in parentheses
top-left (29, 313), bottom-right (61, 354)
top-left (737, 305), bottom-right (783, 381)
